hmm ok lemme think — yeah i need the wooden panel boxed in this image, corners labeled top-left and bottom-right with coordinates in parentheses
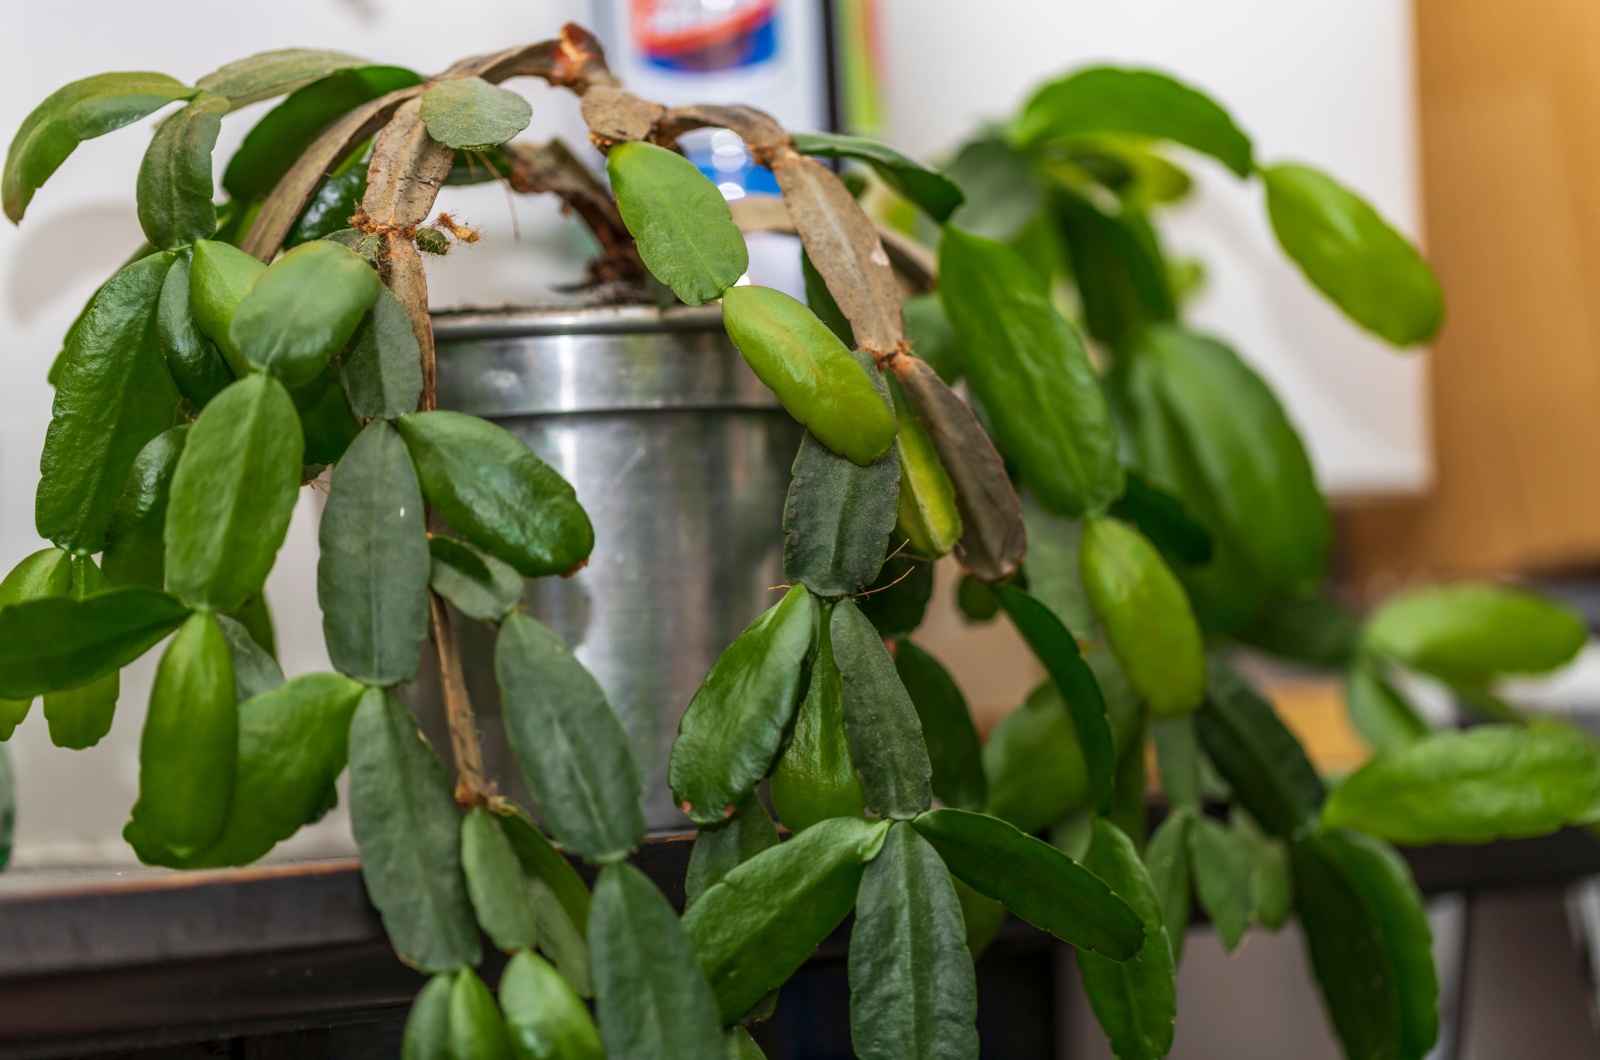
top-left (1345, 0), bottom-right (1600, 591)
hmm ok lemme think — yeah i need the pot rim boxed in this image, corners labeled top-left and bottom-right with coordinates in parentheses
top-left (429, 302), bottom-right (725, 342)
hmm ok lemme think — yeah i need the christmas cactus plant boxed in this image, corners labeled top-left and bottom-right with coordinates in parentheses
top-left (2, 24), bottom-right (1596, 1060)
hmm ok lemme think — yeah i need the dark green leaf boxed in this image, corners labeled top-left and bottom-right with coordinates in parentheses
top-left (956, 575), bottom-right (1001, 622)
top-left (1143, 811), bottom-right (1192, 965)
top-left (41, 557), bottom-right (118, 750)
top-left (1017, 67), bottom-right (1254, 177)
top-left (1240, 592), bottom-right (1361, 671)
top-left (195, 48), bottom-right (364, 109)
top-left (672, 585), bottom-right (816, 825)
top-left (216, 613), bottom-right (284, 700)
top-left (1195, 659), bottom-right (1324, 838)
top-left (802, 249), bottom-right (853, 345)
top-left (683, 816), bottom-right (888, 1023)
top-left (953, 876), bottom-right (1007, 959)
top-left (1151, 716), bottom-right (1201, 810)
top-left (939, 225), bottom-right (1122, 516)
top-left (500, 950), bottom-right (604, 1060)
top-left (849, 821), bottom-right (978, 1059)
top-left (686, 795), bottom-right (781, 907)
top-left (495, 804), bottom-right (593, 942)
top-left (857, 553), bottom-right (934, 640)
top-left (983, 680), bottom-right (1089, 834)
top-left (102, 425), bottom-right (187, 590)
top-left (1052, 189), bottom-right (1174, 353)
top-left (1077, 818), bottom-right (1177, 1059)
top-left (231, 240), bottom-right (381, 387)
top-left (792, 131), bottom-right (964, 222)
top-left (912, 808), bottom-right (1144, 960)
top-left (0, 587), bottom-right (189, 700)
top-left (607, 140), bottom-right (748, 306)
top-left (833, 598), bottom-right (934, 819)
top-left (136, 91), bottom-right (227, 249)
top-left (318, 420), bottom-right (430, 685)
top-left (1108, 716), bottom-right (1148, 847)
top-left (291, 366), bottom-right (362, 466)
top-left (994, 585), bottom-right (1116, 815)
top-left (429, 537), bottom-right (523, 622)
top-left (726, 1026), bottom-right (767, 1060)
top-left (348, 687), bottom-right (480, 972)
top-left (1245, 828), bottom-right (1293, 931)
top-left (902, 293), bottom-right (962, 384)
top-left (1364, 582), bottom-right (1586, 685)
top-left (1187, 817), bottom-right (1253, 953)
top-left (420, 76), bottom-right (532, 149)
top-left (1110, 471), bottom-right (1212, 567)
top-left (37, 251), bottom-right (181, 553)
top-left (1263, 163), bottom-right (1442, 346)
top-left (157, 251), bottom-right (233, 407)
top-left (128, 613), bottom-right (236, 857)
top-left (1345, 657), bottom-right (1430, 755)
top-left (188, 238), bottom-right (265, 375)
top-left (225, 591), bottom-right (277, 659)
top-left (449, 967), bottom-right (513, 1060)
top-left (895, 640), bottom-right (985, 812)
top-left (164, 373), bottom-right (304, 613)
top-left (770, 603), bottom-right (866, 833)
top-left (401, 973), bottom-right (454, 1060)
top-left (397, 411), bottom-right (593, 578)
top-left (0, 700), bottom-right (27, 743)
top-left (944, 136), bottom-right (1043, 243)
top-left (783, 431), bottom-right (898, 597)
top-left (590, 862), bottom-right (725, 1058)
top-left (339, 285), bottom-right (423, 421)
top-left (286, 167), bottom-right (366, 247)
top-left (5, 72), bottom-right (196, 222)
top-left (496, 612), bottom-right (644, 861)
top-left (462, 806), bottom-right (540, 951)
top-left (723, 285), bottom-right (897, 467)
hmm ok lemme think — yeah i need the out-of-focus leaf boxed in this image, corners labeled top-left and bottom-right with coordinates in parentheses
top-left (895, 640), bottom-right (986, 812)
top-left (1345, 658), bottom-right (1430, 755)
top-left (1364, 582), bottom-right (1586, 686)
top-left (1195, 659), bottom-right (1324, 839)
top-left (792, 130), bottom-right (964, 222)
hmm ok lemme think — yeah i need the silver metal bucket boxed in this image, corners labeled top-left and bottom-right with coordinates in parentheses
top-left (416, 305), bottom-right (801, 832)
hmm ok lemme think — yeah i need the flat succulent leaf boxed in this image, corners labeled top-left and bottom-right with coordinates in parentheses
top-left (286, 167), bottom-right (366, 247)
top-left (895, 640), bottom-right (985, 812)
top-left (420, 76), bottom-right (533, 150)
top-left (318, 421), bottom-right (430, 685)
top-left (1110, 471), bottom-right (1212, 567)
top-left (944, 135), bottom-right (1044, 243)
top-left (770, 604), bottom-right (867, 833)
top-left (1077, 819), bottom-right (1178, 1060)
top-left (890, 378), bottom-right (962, 559)
top-left (982, 680), bottom-right (1092, 835)
top-left (157, 251), bottom-right (233, 407)
top-left (348, 688), bottom-right (480, 972)
top-left (683, 816), bottom-right (889, 1023)
top-left (1151, 716), bottom-right (1202, 810)
top-left (1195, 659), bottom-right (1324, 838)
top-left (857, 553), bottom-right (935, 641)
top-left (461, 806), bottom-right (541, 951)
top-left (1263, 163), bottom-right (1443, 346)
top-left (1143, 811), bottom-right (1193, 965)
top-left (127, 613), bottom-right (236, 857)
top-left (994, 585), bottom-right (1116, 815)
top-left (0, 700), bottom-right (23, 743)
top-left (401, 973), bottom-right (454, 1060)
top-left (912, 808), bottom-right (1144, 960)
top-left (290, 365), bottom-right (362, 466)
top-left (37, 251), bottom-right (181, 553)
top-left (0, 547), bottom-right (74, 606)
top-left (607, 140), bottom-right (747, 305)
top-left (0, 587), bottom-right (189, 700)
top-left (500, 950), bottom-right (604, 1060)
top-left (783, 430), bottom-right (899, 597)
top-left (1345, 658), bottom-right (1430, 755)
top-left (801, 248), bottom-right (853, 345)
top-left (953, 877), bottom-right (1007, 960)
top-left (496, 612), bottom-right (645, 861)
top-left (1017, 67), bottom-right (1254, 177)
top-left (939, 226), bottom-right (1122, 517)
top-left (1052, 189), bottom-right (1175, 354)
top-left (495, 804), bottom-right (593, 942)
top-left (1364, 582), bottom-right (1586, 686)
top-left (4, 72), bottom-right (196, 222)
top-left (40, 558), bottom-right (119, 750)
top-left (1079, 515), bottom-right (1206, 718)
top-left (1245, 829), bottom-right (1293, 931)
top-left (902, 293), bottom-right (962, 384)
top-left (230, 240), bottom-right (381, 388)
top-left (686, 796), bottom-right (781, 909)
top-left (1186, 817), bottom-right (1254, 953)
top-left (590, 862), bottom-right (725, 1059)
top-left (136, 92), bottom-right (227, 249)
top-left (723, 285), bottom-right (897, 467)
top-left (429, 537), bottom-right (523, 622)
top-left (726, 1026), bottom-right (767, 1059)
top-left (1240, 592), bottom-right (1362, 672)
top-left (792, 130), bottom-right (964, 222)
top-left (196, 48), bottom-right (365, 109)
top-left (672, 585), bottom-right (816, 824)
top-left (448, 968), bottom-right (514, 1060)
top-left (164, 373), bottom-right (304, 613)
top-left (188, 238), bottom-right (265, 375)
top-left (103, 426), bottom-right (189, 591)
top-left (397, 411), bottom-right (593, 578)
top-left (833, 598), bottom-right (934, 820)
top-left (849, 821), bottom-right (979, 1060)
top-left (339, 285), bottom-right (423, 421)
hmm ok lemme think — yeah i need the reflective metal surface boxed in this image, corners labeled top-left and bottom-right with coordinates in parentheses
top-left (419, 305), bottom-right (800, 831)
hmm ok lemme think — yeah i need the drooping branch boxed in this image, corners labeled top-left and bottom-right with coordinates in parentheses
top-left (503, 138), bottom-right (644, 282)
top-left (728, 196), bottom-right (938, 295)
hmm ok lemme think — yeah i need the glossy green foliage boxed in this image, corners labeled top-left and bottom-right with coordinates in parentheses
top-left (783, 430), bottom-right (899, 597)
top-left (1143, 811), bottom-right (1192, 965)
top-left (1188, 817), bottom-right (1254, 953)
top-left (224, 65), bottom-right (422, 202)
top-left (348, 688), bottom-right (480, 972)
top-left (791, 131), bottom-right (964, 222)
top-left (994, 585), bottom-right (1116, 814)
top-left (1293, 830), bottom-right (1438, 1060)
top-left (1017, 67), bottom-right (1254, 176)
top-left (136, 91), bottom-right (227, 249)
top-left (318, 421), bottom-right (430, 685)
top-left (500, 950), bottom-right (604, 1060)
top-left (939, 226), bottom-right (1121, 516)
top-left (165, 373), bottom-right (304, 613)
top-left (891, 378), bottom-right (962, 559)
top-left (770, 606), bottom-right (866, 833)
top-left (590, 862), bottom-right (725, 1058)
top-left (983, 680), bottom-right (1089, 834)
top-left (42, 558), bottom-right (118, 750)
top-left (850, 821), bottom-right (979, 1060)
top-left (461, 806), bottom-right (540, 951)
top-left (38, 251), bottom-right (181, 553)
top-left (833, 598), bottom-right (934, 820)
top-left (607, 140), bottom-right (748, 306)
top-left (188, 239), bottom-right (265, 374)
top-left (420, 76), bottom-right (532, 149)
top-left (684, 816), bottom-right (889, 1023)
top-left (726, 1026), bottom-right (767, 1060)
top-left (496, 611), bottom-right (644, 861)
top-left (1345, 658), bottom-right (1429, 755)
top-left (129, 613), bottom-right (236, 857)
top-left (1079, 515), bottom-right (1206, 718)
top-left (231, 240), bottom-right (381, 388)
top-left (1077, 819), bottom-right (1177, 1060)
top-left (895, 640), bottom-right (985, 812)
top-left (686, 796), bottom-right (781, 907)
top-left (1195, 660), bottom-right (1324, 839)
top-left (429, 537), bottom-right (523, 622)
top-left (5, 72), bottom-right (196, 222)
top-left (722, 285), bottom-right (896, 467)
top-left (196, 48), bottom-right (363, 109)
top-left (286, 167), bottom-right (365, 247)
top-left (0, 586), bottom-right (188, 700)
top-left (339, 286), bottom-right (423, 421)
top-left (672, 585), bottom-right (816, 825)
top-left (1363, 582), bottom-right (1586, 686)
top-left (397, 411), bottom-right (593, 578)
top-left (158, 252), bottom-right (233, 407)
top-left (1111, 472), bottom-right (1212, 568)
top-left (402, 972), bottom-right (455, 1060)
top-left (912, 808), bottom-right (1144, 960)
top-left (1323, 724), bottom-right (1600, 844)
top-left (449, 968), bottom-right (513, 1060)
top-left (1263, 163), bottom-right (1443, 346)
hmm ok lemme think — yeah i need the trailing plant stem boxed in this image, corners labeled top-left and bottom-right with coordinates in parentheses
top-left (430, 590), bottom-right (492, 806)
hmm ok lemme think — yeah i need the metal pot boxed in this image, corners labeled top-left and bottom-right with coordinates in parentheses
top-left (414, 304), bottom-right (801, 832)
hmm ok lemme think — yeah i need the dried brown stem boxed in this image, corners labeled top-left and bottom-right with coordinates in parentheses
top-left (504, 139), bottom-right (644, 282)
top-left (430, 593), bottom-right (493, 806)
